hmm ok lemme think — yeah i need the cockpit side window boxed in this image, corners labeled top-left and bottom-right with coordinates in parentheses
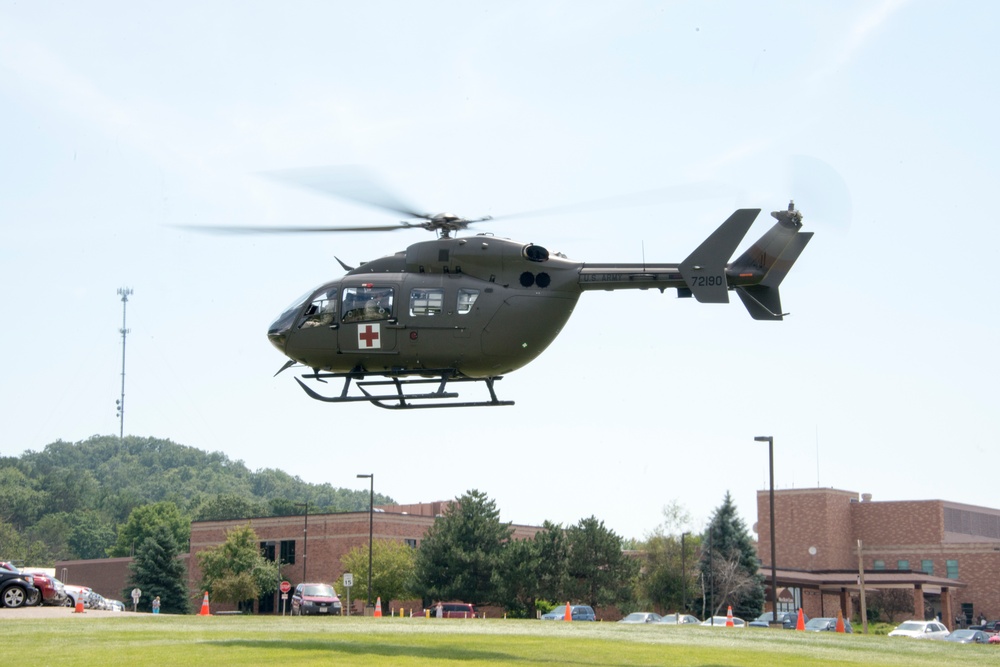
top-left (342, 286), bottom-right (394, 322)
top-left (410, 288), bottom-right (443, 316)
top-left (457, 289), bottom-right (479, 314)
top-left (300, 288), bottom-right (337, 328)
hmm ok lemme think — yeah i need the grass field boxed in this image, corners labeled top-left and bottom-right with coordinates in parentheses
top-left (8, 614), bottom-right (996, 667)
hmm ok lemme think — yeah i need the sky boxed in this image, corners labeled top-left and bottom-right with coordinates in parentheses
top-left (3, 0), bottom-right (999, 543)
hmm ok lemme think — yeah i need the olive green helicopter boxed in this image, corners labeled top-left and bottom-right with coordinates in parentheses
top-left (206, 167), bottom-right (813, 409)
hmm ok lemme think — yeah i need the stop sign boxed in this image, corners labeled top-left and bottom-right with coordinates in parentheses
top-left (280, 580), bottom-right (291, 593)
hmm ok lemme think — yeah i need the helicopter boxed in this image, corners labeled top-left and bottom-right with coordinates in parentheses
top-left (211, 168), bottom-right (813, 409)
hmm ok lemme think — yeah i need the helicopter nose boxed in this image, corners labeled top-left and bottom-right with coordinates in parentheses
top-left (268, 325), bottom-right (288, 353)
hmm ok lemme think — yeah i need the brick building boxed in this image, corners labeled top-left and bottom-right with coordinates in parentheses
top-left (755, 488), bottom-right (999, 628)
top-left (57, 501), bottom-right (543, 613)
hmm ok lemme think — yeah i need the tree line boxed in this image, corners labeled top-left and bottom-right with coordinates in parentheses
top-left (188, 490), bottom-right (766, 619)
top-left (0, 435), bottom-right (394, 565)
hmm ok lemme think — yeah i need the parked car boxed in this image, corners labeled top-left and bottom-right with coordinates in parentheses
top-left (657, 613), bottom-right (701, 625)
top-left (749, 610), bottom-right (809, 629)
top-left (619, 612), bottom-right (662, 624)
top-left (290, 582), bottom-right (342, 616)
top-left (21, 570), bottom-right (68, 606)
top-left (701, 615), bottom-right (746, 627)
top-left (541, 604), bottom-right (596, 621)
top-left (970, 619), bottom-right (1000, 633)
top-left (943, 629), bottom-right (989, 644)
top-left (804, 617), bottom-right (853, 633)
top-left (0, 569), bottom-right (40, 608)
top-left (63, 585), bottom-right (96, 610)
top-left (429, 602), bottom-right (478, 618)
top-left (887, 620), bottom-right (950, 639)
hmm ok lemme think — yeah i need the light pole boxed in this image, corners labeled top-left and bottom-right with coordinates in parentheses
top-left (294, 502), bottom-right (309, 582)
top-left (755, 435), bottom-right (778, 624)
top-left (357, 474), bottom-right (374, 613)
top-left (680, 531), bottom-right (689, 617)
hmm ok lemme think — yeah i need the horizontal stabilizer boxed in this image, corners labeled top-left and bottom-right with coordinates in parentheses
top-left (679, 209), bottom-right (759, 303)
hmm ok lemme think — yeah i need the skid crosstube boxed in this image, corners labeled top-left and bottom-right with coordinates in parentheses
top-left (294, 369), bottom-right (513, 410)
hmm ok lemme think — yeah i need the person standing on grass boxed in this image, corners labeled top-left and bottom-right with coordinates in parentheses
top-left (152, 596), bottom-right (161, 614)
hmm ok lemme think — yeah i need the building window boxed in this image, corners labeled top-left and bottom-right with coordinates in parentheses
top-left (260, 541), bottom-right (276, 562)
top-left (280, 539), bottom-right (296, 565)
top-left (921, 559), bottom-right (934, 575)
top-left (404, 538), bottom-right (417, 549)
top-left (897, 559), bottom-right (909, 570)
top-left (873, 559), bottom-right (885, 570)
top-left (946, 560), bottom-right (959, 579)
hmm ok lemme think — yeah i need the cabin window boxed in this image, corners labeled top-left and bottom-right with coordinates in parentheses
top-left (342, 286), bottom-right (394, 322)
top-left (457, 289), bottom-right (479, 314)
top-left (300, 288), bottom-right (337, 328)
top-left (410, 288), bottom-right (444, 316)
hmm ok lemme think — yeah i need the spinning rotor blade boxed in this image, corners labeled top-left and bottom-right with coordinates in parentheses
top-left (176, 223), bottom-right (416, 235)
top-left (261, 165), bottom-right (430, 220)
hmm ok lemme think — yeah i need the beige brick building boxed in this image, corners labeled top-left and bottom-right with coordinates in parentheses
top-left (755, 488), bottom-right (999, 628)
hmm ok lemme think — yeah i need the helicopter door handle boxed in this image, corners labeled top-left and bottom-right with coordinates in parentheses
top-left (329, 324), bottom-right (339, 330)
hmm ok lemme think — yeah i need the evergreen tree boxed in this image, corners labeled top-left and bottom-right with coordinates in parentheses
top-left (564, 516), bottom-right (638, 609)
top-left (698, 492), bottom-right (765, 620)
top-left (124, 523), bottom-right (190, 614)
top-left (108, 501), bottom-right (190, 558)
top-left (412, 490), bottom-right (512, 605)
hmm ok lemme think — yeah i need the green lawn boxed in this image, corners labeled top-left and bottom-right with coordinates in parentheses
top-left (9, 614), bottom-right (996, 667)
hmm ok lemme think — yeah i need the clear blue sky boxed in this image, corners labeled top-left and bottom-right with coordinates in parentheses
top-left (3, 1), bottom-right (998, 541)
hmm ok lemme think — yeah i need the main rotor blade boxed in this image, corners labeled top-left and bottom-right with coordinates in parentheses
top-left (261, 165), bottom-right (429, 219)
top-left (173, 223), bottom-right (415, 235)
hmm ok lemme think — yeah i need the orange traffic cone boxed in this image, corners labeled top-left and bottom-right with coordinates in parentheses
top-left (725, 605), bottom-right (734, 627)
top-left (796, 608), bottom-right (805, 631)
top-left (835, 608), bottom-right (845, 633)
top-left (374, 597), bottom-right (382, 618)
top-left (73, 591), bottom-right (85, 614)
top-left (199, 591), bottom-right (210, 616)
top-left (564, 602), bottom-right (572, 622)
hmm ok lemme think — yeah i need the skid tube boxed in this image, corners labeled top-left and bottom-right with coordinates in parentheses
top-left (294, 368), bottom-right (514, 409)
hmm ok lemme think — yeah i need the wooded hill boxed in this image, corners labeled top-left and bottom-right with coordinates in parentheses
top-left (0, 435), bottom-right (394, 566)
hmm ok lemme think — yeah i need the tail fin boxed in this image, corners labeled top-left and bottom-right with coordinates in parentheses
top-left (679, 208), bottom-right (759, 303)
top-left (730, 203), bottom-right (813, 320)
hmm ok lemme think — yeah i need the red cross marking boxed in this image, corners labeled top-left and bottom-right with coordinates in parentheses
top-left (359, 324), bottom-right (380, 348)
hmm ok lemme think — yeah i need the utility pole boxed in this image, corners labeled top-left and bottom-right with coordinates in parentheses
top-left (115, 287), bottom-right (133, 441)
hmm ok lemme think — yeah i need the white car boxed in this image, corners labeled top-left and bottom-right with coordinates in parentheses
top-left (619, 612), bottom-right (662, 624)
top-left (887, 620), bottom-right (950, 639)
top-left (701, 615), bottom-right (746, 627)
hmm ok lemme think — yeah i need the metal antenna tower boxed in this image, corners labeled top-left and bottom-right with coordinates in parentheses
top-left (115, 287), bottom-right (133, 441)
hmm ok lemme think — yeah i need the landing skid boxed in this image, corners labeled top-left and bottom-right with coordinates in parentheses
top-left (293, 369), bottom-right (514, 409)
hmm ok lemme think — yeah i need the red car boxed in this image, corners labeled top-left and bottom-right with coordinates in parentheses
top-left (23, 571), bottom-right (68, 606)
top-left (290, 583), bottom-right (342, 616)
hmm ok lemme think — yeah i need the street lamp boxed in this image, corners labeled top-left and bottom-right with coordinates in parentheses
top-left (294, 502), bottom-right (309, 582)
top-left (357, 474), bottom-right (374, 613)
top-left (680, 531), bottom-right (689, 616)
top-left (755, 435), bottom-right (778, 625)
